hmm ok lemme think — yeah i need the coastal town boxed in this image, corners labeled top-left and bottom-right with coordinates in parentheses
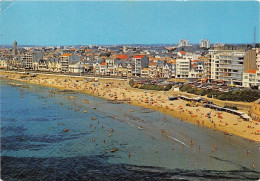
top-left (1, 40), bottom-right (260, 89)
top-left (1, 0), bottom-right (260, 180)
top-left (1, 40), bottom-right (260, 142)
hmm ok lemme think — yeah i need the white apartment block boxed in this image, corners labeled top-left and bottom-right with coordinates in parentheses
top-left (22, 54), bottom-right (34, 69)
top-left (242, 70), bottom-right (260, 88)
top-left (208, 50), bottom-right (246, 85)
top-left (199, 39), bottom-right (210, 49)
top-left (178, 39), bottom-right (189, 47)
top-left (176, 58), bottom-right (190, 78)
top-left (105, 59), bottom-right (115, 75)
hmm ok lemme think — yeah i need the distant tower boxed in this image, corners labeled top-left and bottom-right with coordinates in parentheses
top-left (12, 40), bottom-right (18, 57)
top-left (178, 39), bottom-right (190, 47)
top-left (200, 39), bottom-right (210, 49)
top-left (254, 27), bottom-right (256, 48)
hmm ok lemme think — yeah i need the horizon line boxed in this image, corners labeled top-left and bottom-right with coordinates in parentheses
top-left (0, 42), bottom-right (258, 47)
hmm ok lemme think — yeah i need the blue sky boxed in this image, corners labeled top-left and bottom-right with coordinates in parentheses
top-left (0, 1), bottom-right (259, 45)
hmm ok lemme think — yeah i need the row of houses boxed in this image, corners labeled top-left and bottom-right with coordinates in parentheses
top-left (1, 52), bottom-right (207, 79)
top-left (2, 47), bottom-right (260, 88)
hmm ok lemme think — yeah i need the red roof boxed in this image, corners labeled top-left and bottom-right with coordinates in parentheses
top-left (100, 62), bottom-right (106, 66)
top-left (179, 51), bottom-right (186, 55)
top-left (117, 54), bottom-right (128, 59)
top-left (149, 62), bottom-right (156, 66)
top-left (246, 69), bottom-right (257, 74)
top-left (62, 53), bottom-right (72, 57)
top-left (133, 55), bottom-right (144, 59)
top-left (192, 60), bottom-right (199, 62)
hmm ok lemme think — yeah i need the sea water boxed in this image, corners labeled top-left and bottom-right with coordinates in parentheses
top-left (1, 79), bottom-right (260, 180)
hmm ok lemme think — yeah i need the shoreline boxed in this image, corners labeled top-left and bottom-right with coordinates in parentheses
top-left (1, 71), bottom-right (259, 142)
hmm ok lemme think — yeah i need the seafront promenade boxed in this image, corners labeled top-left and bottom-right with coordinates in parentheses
top-left (1, 70), bottom-right (259, 142)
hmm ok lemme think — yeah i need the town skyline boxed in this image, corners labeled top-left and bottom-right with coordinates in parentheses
top-left (0, 1), bottom-right (258, 45)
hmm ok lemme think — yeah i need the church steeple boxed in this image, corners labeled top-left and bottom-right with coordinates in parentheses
top-left (12, 40), bottom-right (18, 57)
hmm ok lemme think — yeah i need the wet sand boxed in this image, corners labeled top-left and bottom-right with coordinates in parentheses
top-left (1, 71), bottom-right (259, 142)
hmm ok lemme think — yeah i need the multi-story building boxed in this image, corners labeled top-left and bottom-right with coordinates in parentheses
top-left (188, 60), bottom-right (205, 78)
top-left (208, 50), bottom-right (246, 85)
top-left (156, 61), bottom-right (164, 78)
top-left (0, 59), bottom-right (7, 69)
top-left (69, 61), bottom-right (85, 73)
top-left (257, 49), bottom-right (260, 70)
top-left (132, 55), bottom-right (149, 77)
top-left (175, 58), bottom-right (190, 78)
top-left (60, 53), bottom-right (71, 72)
top-left (115, 61), bottom-right (131, 77)
top-left (99, 62), bottom-right (106, 75)
top-left (242, 69), bottom-right (260, 88)
top-left (105, 59), bottom-right (115, 76)
top-left (244, 49), bottom-right (257, 72)
top-left (21, 53), bottom-right (34, 69)
top-left (199, 39), bottom-right (210, 49)
top-left (178, 39), bottom-right (189, 47)
top-left (48, 58), bottom-right (61, 72)
top-left (148, 62), bottom-right (156, 78)
top-left (163, 62), bottom-right (172, 78)
top-left (213, 43), bottom-right (225, 48)
top-left (60, 53), bottom-right (79, 72)
top-left (141, 68), bottom-right (149, 77)
top-left (171, 60), bottom-right (176, 78)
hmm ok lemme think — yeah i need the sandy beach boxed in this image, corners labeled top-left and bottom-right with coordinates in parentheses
top-left (1, 71), bottom-right (260, 142)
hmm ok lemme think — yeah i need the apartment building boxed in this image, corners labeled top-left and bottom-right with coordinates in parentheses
top-left (242, 69), bottom-right (260, 88)
top-left (132, 55), bottom-right (149, 77)
top-left (208, 50), bottom-right (246, 85)
top-left (178, 39), bottom-right (189, 47)
top-left (148, 62), bottom-right (156, 78)
top-left (0, 59), bottom-right (7, 69)
top-left (188, 60), bottom-right (205, 78)
top-left (175, 58), bottom-right (190, 78)
top-left (21, 53), bottom-right (34, 69)
top-left (244, 49), bottom-right (257, 72)
top-left (60, 53), bottom-right (72, 72)
top-left (105, 59), bottom-right (115, 76)
top-left (60, 53), bottom-right (79, 72)
top-left (69, 61), bottom-right (85, 73)
top-left (199, 39), bottom-right (210, 49)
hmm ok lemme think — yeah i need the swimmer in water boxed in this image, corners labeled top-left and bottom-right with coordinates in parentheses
top-left (245, 149), bottom-right (249, 155)
top-left (252, 163), bottom-right (255, 169)
top-left (190, 140), bottom-right (194, 145)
